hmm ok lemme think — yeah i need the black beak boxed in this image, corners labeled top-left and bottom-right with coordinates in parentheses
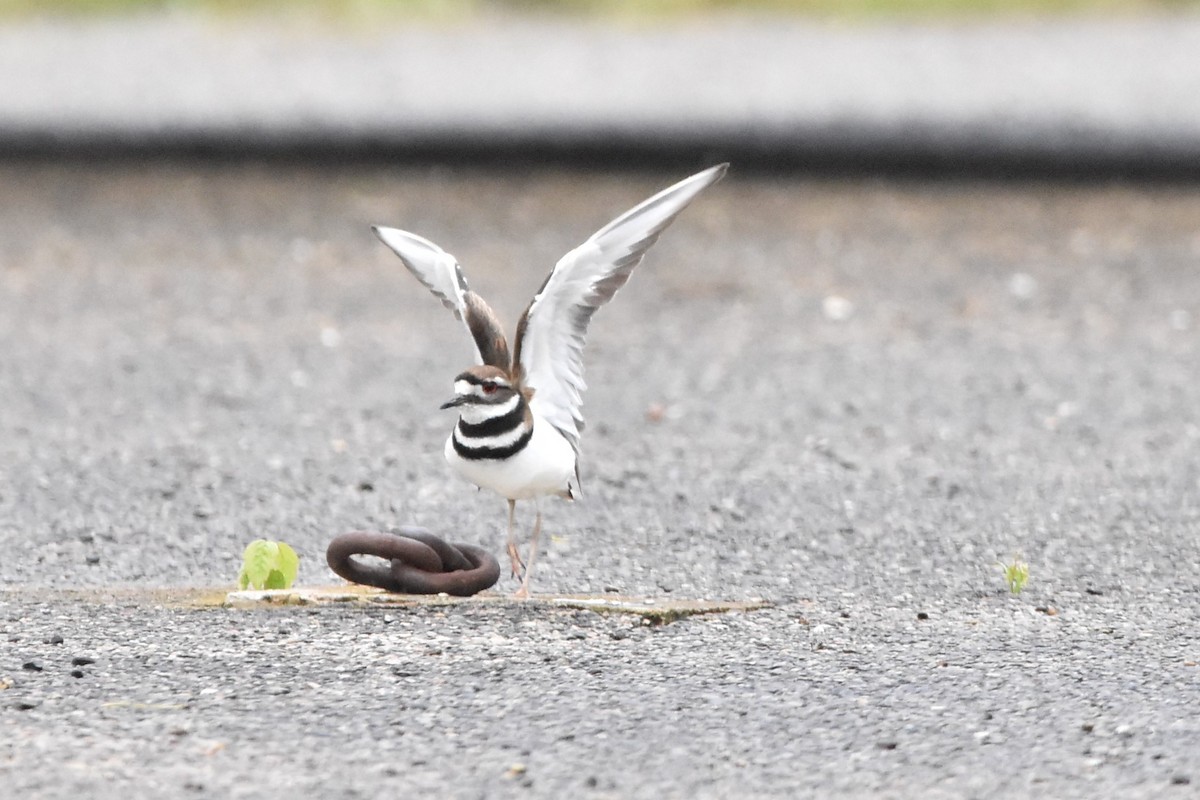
top-left (440, 396), bottom-right (469, 410)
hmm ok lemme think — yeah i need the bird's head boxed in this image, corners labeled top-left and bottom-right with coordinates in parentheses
top-left (441, 365), bottom-right (519, 418)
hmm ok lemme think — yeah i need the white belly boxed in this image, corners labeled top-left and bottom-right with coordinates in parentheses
top-left (444, 415), bottom-right (576, 500)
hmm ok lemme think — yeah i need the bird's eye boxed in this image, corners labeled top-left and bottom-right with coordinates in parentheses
top-left (482, 382), bottom-right (497, 394)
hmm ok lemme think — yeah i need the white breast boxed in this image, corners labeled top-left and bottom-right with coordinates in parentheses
top-left (444, 413), bottom-right (577, 500)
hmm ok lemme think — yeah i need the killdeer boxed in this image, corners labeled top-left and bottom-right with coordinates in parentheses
top-left (373, 164), bottom-right (727, 597)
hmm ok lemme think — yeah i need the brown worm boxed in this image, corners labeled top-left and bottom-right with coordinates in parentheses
top-left (325, 527), bottom-right (500, 597)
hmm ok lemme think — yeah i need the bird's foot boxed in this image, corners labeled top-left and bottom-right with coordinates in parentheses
top-left (511, 585), bottom-right (531, 600)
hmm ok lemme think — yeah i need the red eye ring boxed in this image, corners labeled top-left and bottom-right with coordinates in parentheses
top-left (482, 383), bottom-right (497, 394)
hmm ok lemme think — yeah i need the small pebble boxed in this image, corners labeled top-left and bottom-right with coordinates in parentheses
top-left (70, 669), bottom-right (84, 679)
top-left (72, 657), bottom-right (95, 666)
top-left (22, 661), bottom-right (43, 672)
top-left (822, 295), bottom-right (855, 321)
top-left (45, 634), bottom-right (64, 645)
top-left (916, 612), bottom-right (929, 621)
top-left (1172, 775), bottom-right (1191, 786)
top-left (1008, 272), bottom-right (1038, 299)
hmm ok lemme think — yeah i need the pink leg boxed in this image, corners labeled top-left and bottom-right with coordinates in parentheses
top-left (505, 499), bottom-right (524, 579)
top-left (513, 501), bottom-right (543, 599)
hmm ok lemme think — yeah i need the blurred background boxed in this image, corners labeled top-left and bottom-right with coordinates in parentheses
top-left (0, 0), bottom-right (1198, 590)
top-left (2, 0), bottom-right (1200, 175)
top-left (4, 0), bottom-right (1199, 17)
top-left (1, 0), bottom-right (1199, 586)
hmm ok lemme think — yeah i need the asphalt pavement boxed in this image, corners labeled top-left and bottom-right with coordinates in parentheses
top-left (1, 161), bottom-right (1198, 797)
top-left (2, 5), bottom-right (1200, 797)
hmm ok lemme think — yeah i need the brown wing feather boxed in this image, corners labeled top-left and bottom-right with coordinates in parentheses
top-left (464, 292), bottom-right (511, 371)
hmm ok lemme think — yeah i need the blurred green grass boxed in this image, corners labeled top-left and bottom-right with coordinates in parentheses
top-left (2, 0), bottom-right (1197, 18)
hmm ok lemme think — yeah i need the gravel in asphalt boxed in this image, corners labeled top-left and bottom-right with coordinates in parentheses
top-left (0, 163), bottom-right (1198, 797)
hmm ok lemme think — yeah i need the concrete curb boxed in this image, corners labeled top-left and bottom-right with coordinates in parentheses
top-left (3, 13), bottom-right (1200, 175)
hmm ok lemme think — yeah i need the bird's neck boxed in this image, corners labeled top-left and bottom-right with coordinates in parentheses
top-left (452, 395), bottom-right (534, 461)
top-left (456, 394), bottom-right (527, 429)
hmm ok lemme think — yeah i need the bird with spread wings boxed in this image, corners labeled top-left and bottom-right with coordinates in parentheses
top-left (373, 164), bottom-right (727, 596)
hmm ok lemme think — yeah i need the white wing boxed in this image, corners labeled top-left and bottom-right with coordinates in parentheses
top-left (373, 226), bottom-right (511, 370)
top-left (514, 164), bottom-right (728, 454)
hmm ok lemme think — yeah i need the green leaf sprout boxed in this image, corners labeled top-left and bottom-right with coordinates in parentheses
top-left (238, 539), bottom-right (300, 590)
top-left (1001, 558), bottom-right (1030, 594)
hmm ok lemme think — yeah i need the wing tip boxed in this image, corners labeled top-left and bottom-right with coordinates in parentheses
top-left (689, 162), bottom-right (730, 191)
